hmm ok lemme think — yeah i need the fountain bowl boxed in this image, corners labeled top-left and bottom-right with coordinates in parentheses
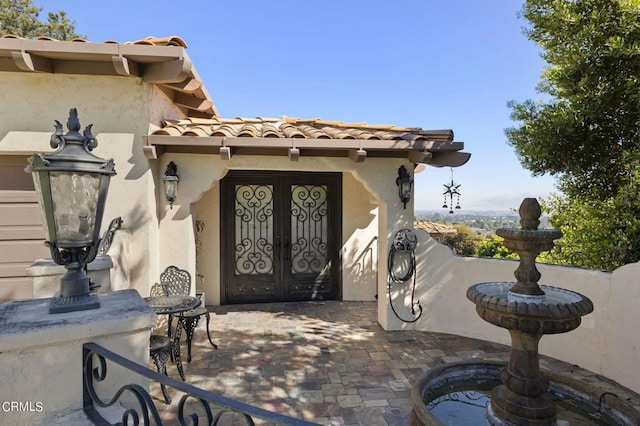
top-left (410, 361), bottom-right (640, 426)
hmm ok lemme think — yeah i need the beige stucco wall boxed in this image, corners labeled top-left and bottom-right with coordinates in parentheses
top-left (341, 172), bottom-right (379, 301)
top-left (0, 72), bottom-right (183, 297)
top-left (410, 229), bottom-right (640, 394)
top-left (193, 183), bottom-right (220, 304)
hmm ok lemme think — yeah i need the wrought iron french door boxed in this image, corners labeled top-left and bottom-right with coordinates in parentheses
top-left (221, 171), bottom-right (341, 303)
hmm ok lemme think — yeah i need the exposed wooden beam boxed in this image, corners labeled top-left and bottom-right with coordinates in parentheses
top-left (143, 58), bottom-right (192, 83)
top-left (219, 146), bottom-right (232, 160)
top-left (142, 145), bottom-right (157, 160)
top-left (161, 78), bottom-right (202, 93)
top-left (186, 109), bottom-right (215, 119)
top-left (408, 150), bottom-right (432, 163)
top-left (143, 136), bottom-right (469, 165)
top-left (426, 151), bottom-right (471, 167)
top-left (173, 93), bottom-right (214, 112)
top-left (145, 135), bottom-right (455, 151)
top-left (11, 50), bottom-right (52, 72)
top-left (349, 149), bottom-right (367, 163)
top-left (288, 147), bottom-right (300, 161)
top-left (111, 55), bottom-right (139, 77)
top-left (422, 141), bottom-right (464, 151)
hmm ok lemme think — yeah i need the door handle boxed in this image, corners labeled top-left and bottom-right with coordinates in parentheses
top-left (274, 235), bottom-right (280, 260)
top-left (284, 235), bottom-right (290, 261)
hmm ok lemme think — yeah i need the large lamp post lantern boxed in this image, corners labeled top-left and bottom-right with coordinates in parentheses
top-left (27, 108), bottom-right (116, 314)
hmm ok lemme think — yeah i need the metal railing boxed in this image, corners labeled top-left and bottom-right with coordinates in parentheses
top-left (82, 342), bottom-right (319, 425)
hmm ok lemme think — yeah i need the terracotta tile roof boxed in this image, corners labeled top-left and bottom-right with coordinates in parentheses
top-left (1, 34), bottom-right (188, 47)
top-left (0, 35), bottom-right (216, 118)
top-left (147, 116), bottom-right (470, 167)
top-left (152, 116), bottom-right (455, 142)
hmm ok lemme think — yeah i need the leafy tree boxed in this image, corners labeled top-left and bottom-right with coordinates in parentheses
top-left (0, 0), bottom-right (83, 40)
top-left (441, 224), bottom-right (482, 256)
top-left (477, 234), bottom-right (518, 259)
top-left (42, 10), bottom-right (81, 40)
top-left (542, 191), bottom-right (640, 270)
top-left (506, 0), bottom-right (640, 270)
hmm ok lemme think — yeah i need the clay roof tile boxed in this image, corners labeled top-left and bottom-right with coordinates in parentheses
top-left (152, 125), bottom-right (184, 136)
top-left (280, 123), bottom-right (307, 138)
top-left (182, 125), bottom-right (212, 137)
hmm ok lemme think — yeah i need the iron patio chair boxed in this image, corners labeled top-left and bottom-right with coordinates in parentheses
top-left (160, 266), bottom-right (218, 362)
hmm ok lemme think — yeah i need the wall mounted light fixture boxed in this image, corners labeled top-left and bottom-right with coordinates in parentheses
top-left (162, 161), bottom-right (179, 209)
top-left (396, 165), bottom-right (413, 209)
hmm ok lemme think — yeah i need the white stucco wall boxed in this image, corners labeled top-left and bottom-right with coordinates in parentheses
top-left (0, 72), bottom-right (181, 297)
top-left (409, 229), bottom-right (640, 394)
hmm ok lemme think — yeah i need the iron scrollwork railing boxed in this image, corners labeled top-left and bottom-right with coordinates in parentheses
top-left (82, 342), bottom-right (319, 426)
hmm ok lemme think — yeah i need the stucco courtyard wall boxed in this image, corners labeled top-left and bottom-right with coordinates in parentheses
top-left (0, 72), bottom-right (185, 297)
top-left (407, 229), bottom-right (640, 394)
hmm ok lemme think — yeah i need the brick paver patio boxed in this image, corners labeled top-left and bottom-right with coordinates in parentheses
top-left (151, 301), bottom-right (640, 425)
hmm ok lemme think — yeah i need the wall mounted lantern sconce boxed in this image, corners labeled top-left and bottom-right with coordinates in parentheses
top-left (442, 168), bottom-right (462, 214)
top-left (162, 161), bottom-right (179, 209)
top-left (26, 108), bottom-right (116, 314)
top-left (396, 165), bottom-right (413, 209)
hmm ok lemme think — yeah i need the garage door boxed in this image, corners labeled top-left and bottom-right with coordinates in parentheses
top-left (0, 157), bottom-right (48, 303)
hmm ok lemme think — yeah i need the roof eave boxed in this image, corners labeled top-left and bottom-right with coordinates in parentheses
top-left (0, 37), bottom-right (217, 118)
top-left (143, 134), bottom-right (469, 167)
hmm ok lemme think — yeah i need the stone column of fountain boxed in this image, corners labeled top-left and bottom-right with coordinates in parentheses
top-left (467, 198), bottom-right (594, 426)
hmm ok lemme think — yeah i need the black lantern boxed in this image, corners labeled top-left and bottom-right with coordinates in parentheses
top-left (27, 108), bottom-right (116, 314)
top-left (162, 161), bottom-right (179, 209)
top-left (396, 165), bottom-right (413, 209)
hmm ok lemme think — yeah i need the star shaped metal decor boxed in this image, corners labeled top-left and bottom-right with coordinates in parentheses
top-left (442, 168), bottom-right (461, 214)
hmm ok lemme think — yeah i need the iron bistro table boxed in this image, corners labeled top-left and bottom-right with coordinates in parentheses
top-left (145, 295), bottom-right (201, 381)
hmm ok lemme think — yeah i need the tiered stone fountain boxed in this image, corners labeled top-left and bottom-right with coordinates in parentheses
top-left (466, 198), bottom-right (594, 425)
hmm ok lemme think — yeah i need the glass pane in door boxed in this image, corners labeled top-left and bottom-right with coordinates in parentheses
top-left (290, 184), bottom-right (328, 274)
top-left (233, 184), bottom-right (274, 275)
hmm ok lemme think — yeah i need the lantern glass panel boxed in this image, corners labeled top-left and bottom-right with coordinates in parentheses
top-left (50, 171), bottom-right (101, 245)
top-left (31, 171), bottom-right (53, 240)
top-left (164, 176), bottom-right (178, 203)
top-left (401, 182), bottom-right (412, 200)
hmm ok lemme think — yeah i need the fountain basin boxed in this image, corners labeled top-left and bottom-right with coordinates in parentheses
top-left (468, 282), bottom-right (594, 335)
top-left (411, 361), bottom-right (640, 426)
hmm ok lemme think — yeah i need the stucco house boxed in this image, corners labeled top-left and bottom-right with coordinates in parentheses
top-left (0, 35), bottom-right (469, 329)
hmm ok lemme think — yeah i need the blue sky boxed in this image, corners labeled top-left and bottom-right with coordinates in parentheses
top-left (42, 0), bottom-right (557, 211)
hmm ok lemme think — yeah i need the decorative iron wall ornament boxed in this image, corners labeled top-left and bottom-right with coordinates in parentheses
top-left (97, 217), bottom-right (123, 256)
top-left (290, 184), bottom-right (328, 274)
top-left (442, 168), bottom-right (461, 214)
top-left (234, 184), bottom-right (274, 275)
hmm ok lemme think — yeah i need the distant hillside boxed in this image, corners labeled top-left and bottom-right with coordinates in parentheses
top-left (416, 209), bottom-right (519, 217)
top-left (415, 210), bottom-right (551, 235)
